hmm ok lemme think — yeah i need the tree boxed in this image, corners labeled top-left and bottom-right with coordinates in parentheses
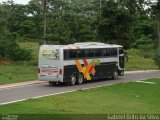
top-left (153, 52), bottom-right (160, 69)
top-left (97, 0), bottom-right (132, 48)
top-left (152, 0), bottom-right (160, 52)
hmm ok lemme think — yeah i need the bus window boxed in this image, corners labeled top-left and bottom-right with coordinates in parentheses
top-left (64, 50), bottom-right (77, 59)
top-left (111, 48), bottom-right (117, 56)
top-left (106, 48), bottom-right (111, 57)
top-left (64, 50), bottom-right (69, 60)
top-left (77, 50), bottom-right (86, 58)
top-left (86, 49), bottom-right (94, 58)
top-left (95, 49), bottom-right (102, 57)
top-left (70, 50), bottom-right (77, 59)
top-left (119, 48), bottom-right (124, 54)
top-left (102, 49), bottom-right (106, 56)
top-left (41, 49), bottom-right (59, 60)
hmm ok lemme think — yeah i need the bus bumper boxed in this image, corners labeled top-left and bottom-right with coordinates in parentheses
top-left (38, 75), bottom-right (63, 82)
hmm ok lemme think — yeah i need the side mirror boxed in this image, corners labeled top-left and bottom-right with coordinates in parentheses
top-left (124, 52), bottom-right (128, 62)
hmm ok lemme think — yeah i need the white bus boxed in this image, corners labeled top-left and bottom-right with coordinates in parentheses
top-left (38, 42), bottom-right (125, 85)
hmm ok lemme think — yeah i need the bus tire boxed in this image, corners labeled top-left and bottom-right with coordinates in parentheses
top-left (77, 73), bottom-right (83, 85)
top-left (112, 70), bottom-right (118, 80)
top-left (70, 75), bottom-right (76, 86)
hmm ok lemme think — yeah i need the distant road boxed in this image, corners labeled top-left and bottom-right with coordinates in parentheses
top-left (0, 71), bottom-right (160, 105)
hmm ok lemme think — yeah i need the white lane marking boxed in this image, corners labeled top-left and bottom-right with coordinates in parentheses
top-left (0, 84), bottom-right (114, 106)
top-left (0, 77), bottom-right (160, 106)
top-left (0, 90), bottom-right (77, 105)
top-left (135, 81), bottom-right (156, 84)
top-left (0, 82), bottom-right (46, 91)
top-left (125, 70), bottom-right (160, 74)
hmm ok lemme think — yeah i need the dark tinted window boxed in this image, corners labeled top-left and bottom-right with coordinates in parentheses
top-left (86, 49), bottom-right (94, 58)
top-left (70, 50), bottom-right (77, 58)
top-left (106, 48), bottom-right (111, 56)
top-left (64, 50), bottom-right (69, 60)
top-left (95, 49), bottom-right (102, 57)
top-left (111, 48), bottom-right (117, 56)
top-left (119, 48), bottom-right (124, 54)
top-left (64, 49), bottom-right (77, 59)
top-left (77, 50), bottom-right (86, 58)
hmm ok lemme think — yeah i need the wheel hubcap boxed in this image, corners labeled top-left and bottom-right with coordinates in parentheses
top-left (71, 76), bottom-right (76, 84)
top-left (115, 72), bottom-right (118, 79)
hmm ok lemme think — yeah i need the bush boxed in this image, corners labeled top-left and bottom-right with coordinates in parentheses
top-left (0, 34), bottom-right (32, 61)
top-left (153, 53), bottom-right (160, 69)
top-left (10, 48), bottom-right (32, 61)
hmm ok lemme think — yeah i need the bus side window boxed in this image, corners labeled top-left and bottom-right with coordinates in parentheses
top-left (70, 50), bottom-right (77, 59)
top-left (64, 50), bottom-right (69, 60)
top-left (86, 49), bottom-right (94, 58)
top-left (102, 49), bottom-right (106, 56)
top-left (111, 48), bottom-right (117, 56)
top-left (106, 48), bottom-right (111, 57)
top-left (77, 50), bottom-right (86, 58)
top-left (95, 49), bottom-right (102, 57)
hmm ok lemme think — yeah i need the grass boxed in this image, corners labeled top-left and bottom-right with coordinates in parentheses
top-left (125, 49), bottom-right (158, 71)
top-left (0, 64), bottom-right (37, 85)
top-left (0, 78), bottom-right (160, 115)
top-left (0, 42), bottom-right (39, 85)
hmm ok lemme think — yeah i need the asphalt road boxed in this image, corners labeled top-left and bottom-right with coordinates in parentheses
top-left (0, 71), bottom-right (160, 105)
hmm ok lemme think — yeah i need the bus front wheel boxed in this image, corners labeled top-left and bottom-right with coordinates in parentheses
top-left (112, 70), bottom-right (118, 80)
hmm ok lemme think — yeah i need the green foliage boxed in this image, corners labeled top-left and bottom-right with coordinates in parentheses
top-left (19, 20), bottom-right (38, 38)
top-left (0, 33), bottom-right (32, 61)
top-left (153, 52), bottom-right (160, 69)
top-left (0, 0), bottom-right (159, 50)
top-left (97, 0), bottom-right (132, 48)
top-left (126, 49), bottom-right (157, 71)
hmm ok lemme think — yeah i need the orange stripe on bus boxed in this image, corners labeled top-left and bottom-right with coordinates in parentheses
top-left (75, 59), bottom-right (82, 71)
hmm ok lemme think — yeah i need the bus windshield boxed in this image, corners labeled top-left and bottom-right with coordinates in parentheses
top-left (41, 49), bottom-right (59, 60)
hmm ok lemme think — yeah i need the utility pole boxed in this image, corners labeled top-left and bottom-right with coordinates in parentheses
top-left (41, 0), bottom-right (47, 44)
top-left (100, 0), bottom-right (102, 17)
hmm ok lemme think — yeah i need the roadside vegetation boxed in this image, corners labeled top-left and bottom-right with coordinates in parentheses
top-left (0, 64), bottom-right (37, 85)
top-left (0, 41), bottom-right (158, 85)
top-left (0, 78), bottom-right (159, 116)
top-left (0, 0), bottom-right (160, 85)
top-left (126, 49), bottom-right (158, 71)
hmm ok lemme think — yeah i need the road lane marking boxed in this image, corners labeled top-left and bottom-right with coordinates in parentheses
top-left (135, 81), bottom-right (156, 84)
top-left (0, 77), bottom-right (160, 106)
top-left (0, 82), bottom-right (46, 91)
top-left (0, 83), bottom-right (114, 105)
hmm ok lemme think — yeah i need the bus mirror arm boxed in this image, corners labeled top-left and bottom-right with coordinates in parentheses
top-left (124, 52), bottom-right (128, 62)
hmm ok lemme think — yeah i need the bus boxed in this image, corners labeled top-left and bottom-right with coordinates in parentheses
top-left (38, 42), bottom-right (125, 85)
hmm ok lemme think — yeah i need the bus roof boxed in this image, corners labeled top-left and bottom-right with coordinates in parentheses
top-left (40, 42), bottom-right (123, 49)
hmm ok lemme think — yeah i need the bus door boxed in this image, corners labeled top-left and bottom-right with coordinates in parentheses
top-left (119, 47), bottom-right (125, 69)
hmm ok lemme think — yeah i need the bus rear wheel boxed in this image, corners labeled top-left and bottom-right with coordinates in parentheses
top-left (70, 75), bottom-right (76, 86)
top-left (76, 73), bottom-right (83, 85)
top-left (112, 70), bottom-right (118, 80)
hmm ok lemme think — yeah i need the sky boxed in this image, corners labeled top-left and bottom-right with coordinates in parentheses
top-left (0, 0), bottom-right (30, 4)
